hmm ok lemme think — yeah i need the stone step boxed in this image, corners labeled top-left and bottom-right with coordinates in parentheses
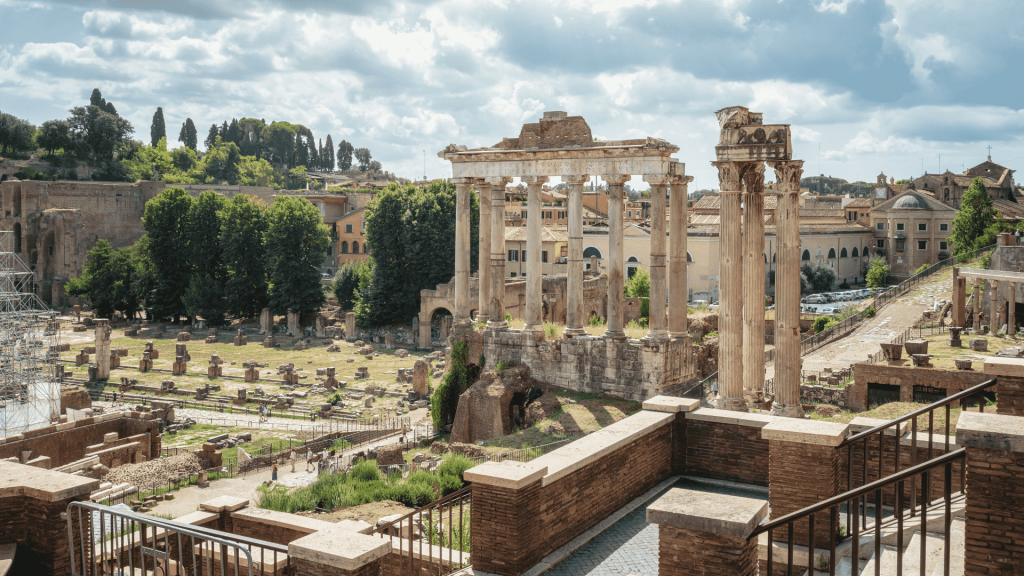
top-left (836, 555), bottom-right (868, 576)
top-left (942, 517), bottom-right (965, 576)
top-left (855, 492), bottom-right (965, 560)
top-left (900, 531), bottom-right (945, 576)
top-left (859, 544), bottom-right (899, 576)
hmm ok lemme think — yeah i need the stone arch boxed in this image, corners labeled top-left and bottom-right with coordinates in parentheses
top-left (840, 247), bottom-right (848, 258)
top-left (686, 251), bottom-right (694, 263)
top-left (827, 247), bottom-right (837, 260)
top-left (428, 306), bottom-right (454, 344)
top-left (352, 241), bottom-right (360, 254)
top-left (852, 246), bottom-right (859, 258)
top-left (341, 241), bottom-right (349, 254)
top-left (801, 249), bottom-right (811, 261)
top-left (583, 246), bottom-right (602, 259)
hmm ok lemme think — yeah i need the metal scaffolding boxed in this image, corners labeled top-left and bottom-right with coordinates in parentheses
top-left (0, 230), bottom-right (60, 436)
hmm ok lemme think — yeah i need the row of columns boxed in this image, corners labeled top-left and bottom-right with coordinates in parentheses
top-left (450, 174), bottom-right (692, 342)
top-left (962, 274), bottom-right (1018, 336)
top-left (714, 160), bottom-right (804, 416)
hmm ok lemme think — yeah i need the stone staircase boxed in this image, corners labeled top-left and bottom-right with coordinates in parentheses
top-left (762, 494), bottom-right (966, 576)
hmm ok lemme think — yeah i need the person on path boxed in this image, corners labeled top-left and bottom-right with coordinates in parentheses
top-left (271, 462), bottom-right (278, 482)
top-left (306, 449), bottom-right (313, 472)
top-left (290, 450), bottom-right (296, 472)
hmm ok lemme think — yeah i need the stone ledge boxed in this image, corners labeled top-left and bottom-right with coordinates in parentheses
top-left (174, 510), bottom-right (219, 527)
top-left (232, 507), bottom-right (338, 534)
top-left (335, 519), bottom-right (374, 534)
top-left (646, 487), bottom-right (768, 538)
top-left (683, 407), bottom-right (773, 428)
top-left (983, 357), bottom-right (1024, 378)
top-left (533, 410), bottom-right (675, 486)
top-left (289, 527), bottom-right (391, 572)
top-left (0, 460), bottom-right (98, 501)
top-left (760, 418), bottom-right (848, 446)
top-left (199, 495), bottom-right (249, 513)
top-left (956, 411), bottom-right (1024, 453)
top-left (642, 396), bottom-right (700, 413)
top-left (848, 417), bottom-right (909, 437)
top-left (463, 460), bottom-right (547, 489)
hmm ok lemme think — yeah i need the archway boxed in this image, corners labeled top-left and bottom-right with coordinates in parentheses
top-left (352, 241), bottom-right (360, 254)
top-left (686, 251), bottom-right (694, 263)
top-left (341, 241), bottom-right (349, 254)
top-left (626, 256), bottom-right (640, 279)
top-left (852, 247), bottom-right (859, 258)
top-left (430, 307), bottom-right (454, 344)
top-left (840, 247), bottom-right (848, 258)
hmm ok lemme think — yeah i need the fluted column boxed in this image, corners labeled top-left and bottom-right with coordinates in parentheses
top-left (974, 279), bottom-right (981, 331)
top-left (452, 178), bottom-right (473, 327)
top-left (487, 177), bottom-right (510, 330)
top-left (643, 176), bottom-right (669, 341)
top-left (769, 160), bottom-right (804, 418)
top-left (713, 162), bottom-right (746, 412)
top-left (742, 163), bottom-right (767, 403)
top-left (669, 174), bottom-right (692, 338)
top-left (564, 175), bottom-right (588, 337)
top-left (523, 176), bottom-right (548, 333)
top-left (1010, 282), bottom-right (1017, 337)
top-left (476, 180), bottom-right (492, 324)
top-left (604, 175), bottom-right (630, 340)
top-left (991, 279), bottom-right (1000, 333)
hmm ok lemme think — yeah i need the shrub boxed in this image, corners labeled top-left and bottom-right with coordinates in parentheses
top-left (812, 315), bottom-right (831, 333)
top-left (350, 460), bottom-right (382, 482)
top-left (838, 281), bottom-right (850, 289)
top-left (431, 338), bottom-right (470, 431)
top-left (588, 314), bottom-right (605, 326)
top-left (438, 454), bottom-right (476, 485)
top-left (387, 483), bottom-right (436, 508)
top-left (862, 307), bottom-right (876, 318)
top-left (981, 252), bottom-right (992, 270)
top-left (438, 473), bottom-right (464, 496)
top-left (406, 469), bottom-right (437, 487)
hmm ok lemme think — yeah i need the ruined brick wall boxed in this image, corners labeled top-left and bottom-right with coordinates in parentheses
top-left (0, 414), bottom-right (159, 468)
top-left (466, 329), bottom-right (696, 401)
top-left (293, 557), bottom-right (382, 576)
top-left (996, 374), bottom-right (1024, 416)
top-left (471, 480), bottom-right (544, 576)
top-left (60, 388), bottom-right (92, 413)
top-left (660, 525), bottom-right (757, 576)
top-left (683, 420), bottom-right (769, 486)
top-left (849, 362), bottom-right (991, 411)
top-left (516, 114), bottom-right (593, 149)
top-left (964, 446), bottom-right (1024, 575)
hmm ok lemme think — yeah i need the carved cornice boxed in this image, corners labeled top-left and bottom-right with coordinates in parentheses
top-left (602, 174), bottom-right (631, 185)
top-left (520, 176), bottom-right (550, 185)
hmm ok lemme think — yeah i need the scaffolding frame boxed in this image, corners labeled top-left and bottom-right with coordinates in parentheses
top-left (0, 230), bottom-right (61, 436)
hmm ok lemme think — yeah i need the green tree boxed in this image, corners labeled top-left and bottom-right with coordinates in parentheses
top-left (170, 146), bottom-right (197, 172)
top-left (624, 266), bottom-right (651, 319)
top-left (354, 147), bottom-right (372, 171)
top-left (150, 107), bottom-right (166, 147)
top-left (199, 137), bottom-right (242, 184)
top-left (337, 140), bottom-right (353, 171)
top-left (67, 105), bottom-right (133, 160)
top-left (971, 211), bottom-right (1014, 252)
top-left (333, 260), bottom-right (373, 310)
top-left (800, 262), bottom-right (836, 292)
top-left (325, 134), bottom-right (335, 172)
top-left (178, 118), bottom-right (198, 151)
top-left (951, 178), bottom-right (995, 256)
top-left (204, 123), bottom-right (220, 150)
top-left (122, 138), bottom-right (174, 181)
top-left (865, 257), bottom-right (889, 288)
top-left (36, 120), bottom-right (72, 156)
top-left (237, 156), bottom-right (276, 186)
top-left (65, 240), bottom-right (123, 320)
top-left (265, 196), bottom-right (331, 318)
top-left (264, 122), bottom-right (298, 167)
top-left (142, 187), bottom-right (194, 321)
top-left (182, 190), bottom-right (228, 325)
top-left (221, 194), bottom-right (269, 318)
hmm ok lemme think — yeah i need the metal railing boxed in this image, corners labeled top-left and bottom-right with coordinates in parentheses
top-left (838, 378), bottom-right (995, 530)
top-left (751, 448), bottom-right (965, 576)
top-left (372, 485), bottom-right (471, 576)
top-left (67, 500), bottom-right (289, 576)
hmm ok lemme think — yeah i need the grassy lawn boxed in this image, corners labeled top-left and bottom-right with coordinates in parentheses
top-left (808, 401), bottom-right (992, 435)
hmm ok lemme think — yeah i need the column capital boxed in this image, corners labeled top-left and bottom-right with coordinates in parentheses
top-left (563, 175), bottom-right (589, 184)
top-left (486, 176), bottom-right (513, 187)
top-left (741, 162), bottom-right (766, 194)
top-left (474, 178), bottom-right (493, 188)
top-left (768, 160), bottom-right (804, 192)
top-left (521, 176), bottom-right (549, 184)
top-left (670, 174), bottom-right (694, 185)
top-left (712, 161), bottom-right (742, 191)
top-left (450, 177), bottom-right (474, 186)
top-left (602, 174), bottom-right (631, 185)
top-left (642, 175), bottom-right (670, 185)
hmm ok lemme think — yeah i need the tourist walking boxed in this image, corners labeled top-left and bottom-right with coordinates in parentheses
top-left (289, 450), bottom-right (296, 472)
top-left (271, 462), bottom-right (278, 482)
top-left (305, 449), bottom-right (313, 472)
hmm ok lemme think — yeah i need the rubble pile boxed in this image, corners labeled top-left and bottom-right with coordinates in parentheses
top-left (102, 453), bottom-right (203, 487)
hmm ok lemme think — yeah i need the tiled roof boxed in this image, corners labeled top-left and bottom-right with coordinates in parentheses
top-left (845, 198), bottom-right (873, 208)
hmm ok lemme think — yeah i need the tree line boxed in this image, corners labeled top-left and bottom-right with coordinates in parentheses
top-left (333, 180), bottom-right (479, 327)
top-left (67, 188), bottom-right (330, 324)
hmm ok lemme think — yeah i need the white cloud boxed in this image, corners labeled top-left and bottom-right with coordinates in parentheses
top-left (553, 15), bottom-right (563, 28)
top-left (813, 0), bottom-right (861, 14)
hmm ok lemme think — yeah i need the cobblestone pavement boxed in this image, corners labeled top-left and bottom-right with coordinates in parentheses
top-left (544, 500), bottom-right (659, 576)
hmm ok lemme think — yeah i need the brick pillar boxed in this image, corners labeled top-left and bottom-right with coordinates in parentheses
top-left (647, 487), bottom-right (767, 576)
top-left (956, 412), bottom-right (1024, 575)
top-left (465, 461), bottom-right (547, 576)
top-left (289, 526), bottom-right (391, 576)
top-left (762, 419), bottom-right (848, 550)
top-left (983, 357), bottom-right (1024, 416)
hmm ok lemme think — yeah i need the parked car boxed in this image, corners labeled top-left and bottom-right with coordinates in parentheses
top-left (802, 295), bottom-right (827, 304)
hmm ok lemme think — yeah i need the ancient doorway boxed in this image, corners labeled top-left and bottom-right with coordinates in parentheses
top-left (913, 385), bottom-right (946, 404)
top-left (430, 307), bottom-right (453, 345)
top-left (867, 382), bottom-right (900, 408)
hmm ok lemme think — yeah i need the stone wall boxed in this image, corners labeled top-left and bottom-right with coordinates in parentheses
top-left (464, 328), bottom-right (695, 401)
top-left (799, 384), bottom-right (851, 407)
top-left (848, 362), bottom-right (991, 412)
top-left (0, 412), bottom-right (160, 468)
top-left (681, 412), bottom-right (770, 487)
top-left (59, 388), bottom-right (92, 413)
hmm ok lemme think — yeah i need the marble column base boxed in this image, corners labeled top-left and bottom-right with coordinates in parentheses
top-left (714, 396), bottom-right (748, 412)
top-left (669, 331), bottom-right (690, 340)
top-left (643, 329), bottom-right (669, 342)
top-left (523, 323), bottom-right (544, 334)
top-left (770, 402), bottom-right (806, 419)
top-left (476, 314), bottom-right (490, 324)
top-left (603, 329), bottom-right (626, 341)
top-left (563, 327), bottom-right (587, 337)
top-left (485, 320), bottom-right (508, 331)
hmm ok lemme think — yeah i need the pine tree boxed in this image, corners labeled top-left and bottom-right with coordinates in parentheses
top-left (150, 107), bottom-right (166, 147)
top-left (220, 121), bottom-right (229, 138)
top-left (221, 194), bottom-right (269, 317)
top-left (227, 118), bottom-right (240, 145)
top-left (90, 88), bottom-right (104, 107)
top-left (178, 118), bottom-right (198, 151)
top-left (265, 196), bottom-right (331, 317)
top-left (951, 178), bottom-right (996, 256)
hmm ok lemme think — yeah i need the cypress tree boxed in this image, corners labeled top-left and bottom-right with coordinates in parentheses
top-left (150, 107), bottom-right (166, 147)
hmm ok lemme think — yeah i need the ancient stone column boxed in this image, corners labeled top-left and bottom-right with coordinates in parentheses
top-left (713, 162), bottom-right (746, 411)
top-left (952, 267), bottom-right (965, 328)
top-left (742, 163), bottom-right (766, 403)
top-left (523, 176), bottom-right (548, 333)
top-left (769, 160), bottom-right (804, 418)
top-left (564, 175), bottom-right (588, 337)
top-left (669, 175), bottom-right (692, 338)
top-left (604, 175), bottom-right (630, 340)
top-left (974, 279), bottom-right (981, 331)
top-left (95, 319), bottom-right (111, 380)
top-left (476, 179), bottom-right (492, 324)
top-left (1010, 282), bottom-right (1017, 337)
top-left (643, 176), bottom-right (669, 340)
top-left (487, 177), bottom-right (510, 330)
top-left (991, 279), bottom-right (1001, 332)
top-left (452, 178), bottom-right (473, 327)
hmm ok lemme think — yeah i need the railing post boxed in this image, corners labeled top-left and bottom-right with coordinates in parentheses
top-left (761, 419), bottom-right (849, 553)
top-left (647, 488), bottom-right (766, 576)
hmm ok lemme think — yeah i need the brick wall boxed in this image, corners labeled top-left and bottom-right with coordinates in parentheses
top-left (996, 375), bottom-right (1024, 416)
top-left (659, 525), bottom-right (757, 576)
top-left (849, 363), bottom-right (990, 412)
top-left (293, 556), bottom-right (383, 576)
top-left (0, 414), bottom-right (159, 468)
top-left (471, 480), bottom-right (544, 575)
top-left (768, 441), bottom-right (838, 549)
top-left (683, 421), bottom-right (768, 486)
top-left (230, 516), bottom-right (310, 546)
top-left (964, 446), bottom-right (1024, 575)
top-left (60, 389), bottom-right (92, 413)
top-left (381, 550), bottom-right (460, 576)
top-left (843, 437), bottom-right (964, 505)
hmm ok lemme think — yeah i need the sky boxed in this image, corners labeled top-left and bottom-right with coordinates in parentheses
top-left (1, 0), bottom-right (1023, 191)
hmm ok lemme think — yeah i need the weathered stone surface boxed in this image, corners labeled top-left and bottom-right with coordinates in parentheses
top-left (375, 443), bottom-right (404, 467)
top-left (450, 366), bottom-right (533, 444)
top-left (903, 339), bottom-right (929, 356)
top-left (646, 487), bottom-right (767, 538)
top-left (970, 338), bottom-right (988, 351)
top-left (412, 360), bottom-right (429, 397)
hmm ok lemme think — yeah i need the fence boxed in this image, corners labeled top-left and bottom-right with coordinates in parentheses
top-left (372, 485), bottom-right (471, 576)
top-left (864, 323), bottom-right (951, 365)
top-left (68, 500), bottom-right (289, 576)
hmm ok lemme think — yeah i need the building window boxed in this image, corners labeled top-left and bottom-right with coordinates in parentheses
top-left (345, 223), bottom-right (353, 233)
top-left (801, 249), bottom-right (811, 261)
top-left (895, 238), bottom-right (906, 251)
top-left (876, 239), bottom-right (885, 249)
top-left (918, 240), bottom-right (927, 250)
top-left (341, 241), bottom-right (348, 254)
top-left (918, 223), bottom-right (927, 231)
top-left (628, 210), bottom-right (632, 217)
top-left (940, 223), bottom-right (948, 231)
top-left (828, 248), bottom-right (837, 259)
top-left (896, 223), bottom-right (904, 231)
top-left (542, 250), bottom-right (548, 263)
top-left (508, 250), bottom-right (518, 262)
top-left (521, 211), bottom-right (527, 219)
top-left (876, 222), bottom-right (884, 231)
top-left (840, 247), bottom-right (848, 258)
top-left (940, 241), bottom-right (948, 251)
top-left (352, 242), bottom-right (359, 254)
top-left (852, 247), bottom-right (859, 258)
top-left (521, 249), bottom-right (526, 262)
top-left (510, 272), bottom-right (517, 277)
top-left (583, 247), bottom-right (602, 259)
